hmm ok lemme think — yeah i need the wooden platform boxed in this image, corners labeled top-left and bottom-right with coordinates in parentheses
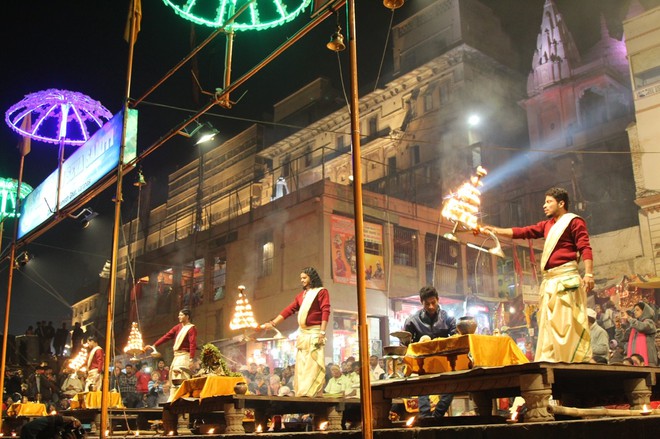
top-left (164, 394), bottom-right (361, 434)
top-left (371, 361), bottom-right (660, 427)
top-left (61, 408), bottom-right (163, 433)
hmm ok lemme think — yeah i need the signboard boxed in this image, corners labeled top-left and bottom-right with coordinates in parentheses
top-left (331, 214), bottom-right (385, 290)
top-left (0, 178), bottom-right (33, 219)
top-left (18, 109), bottom-right (138, 238)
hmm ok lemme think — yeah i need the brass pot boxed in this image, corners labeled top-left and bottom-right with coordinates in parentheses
top-left (456, 316), bottom-right (478, 335)
top-left (234, 382), bottom-right (248, 395)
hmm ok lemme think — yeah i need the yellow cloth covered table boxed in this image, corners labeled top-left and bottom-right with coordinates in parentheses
top-left (69, 391), bottom-right (123, 409)
top-left (172, 375), bottom-right (246, 402)
top-left (403, 334), bottom-right (529, 375)
top-left (7, 402), bottom-right (47, 417)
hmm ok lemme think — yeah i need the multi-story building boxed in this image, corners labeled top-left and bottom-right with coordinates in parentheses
top-left (624, 5), bottom-right (660, 276)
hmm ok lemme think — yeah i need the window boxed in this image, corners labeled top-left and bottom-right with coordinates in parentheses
top-left (304, 145), bottom-right (312, 167)
top-left (425, 234), bottom-right (462, 293)
top-left (258, 231), bottom-right (274, 277)
top-left (282, 154), bottom-right (291, 177)
top-left (368, 116), bottom-right (378, 136)
top-left (181, 258), bottom-right (205, 308)
top-left (410, 144), bottom-right (420, 166)
top-left (424, 93), bottom-right (434, 112)
top-left (388, 156), bottom-right (397, 175)
top-left (631, 46), bottom-right (660, 89)
top-left (336, 135), bottom-right (345, 152)
top-left (439, 82), bottom-right (450, 103)
top-left (393, 226), bottom-right (417, 267)
top-left (213, 256), bottom-right (226, 301)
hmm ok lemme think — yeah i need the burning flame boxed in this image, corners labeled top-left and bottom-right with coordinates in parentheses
top-left (318, 421), bottom-right (328, 430)
top-left (256, 425), bottom-right (263, 433)
top-left (405, 416), bottom-right (415, 427)
top-left (511, 411), bottom-right (518, 421)
top-left (641, 404), bottom-right (651, 414)
top-left (168, 431), bottom-right (175, 436)
top-left (50, 410), bottom-right (57, 415)
top-left (207, 427), bottom-right (215, 434)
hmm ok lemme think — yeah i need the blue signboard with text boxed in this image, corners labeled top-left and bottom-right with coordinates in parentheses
top-left (18, 109), bottom-right (138, 239)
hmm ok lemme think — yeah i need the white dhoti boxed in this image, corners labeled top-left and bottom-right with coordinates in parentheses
top-left (85, 368), bottom-right (101, 392)
top-left (294, 327), bottom-right (325, 397)
top-left (168, 350), bottom-right (192, 401)
top-left (535, 261), bottom-right (592, 363)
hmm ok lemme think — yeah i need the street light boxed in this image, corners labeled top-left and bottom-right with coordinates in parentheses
top-left (178, 120), bottom-right (219, 145)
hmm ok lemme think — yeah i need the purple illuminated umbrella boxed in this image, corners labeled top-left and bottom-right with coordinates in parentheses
top-left (5, 89), bottom-right (113, 212)
top-left (5, 89), bottom-right (112, 146)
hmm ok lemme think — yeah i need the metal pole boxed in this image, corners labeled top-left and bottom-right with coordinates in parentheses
top-left (0, 149), bottom-right (27, 431)
top-left (346, 0), bottom-right (373, 436)
top-left (100, 1), bottom-right (138, 436)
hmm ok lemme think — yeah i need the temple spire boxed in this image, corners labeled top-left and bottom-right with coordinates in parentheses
top-left (527, 0), bottom-right (581, 94)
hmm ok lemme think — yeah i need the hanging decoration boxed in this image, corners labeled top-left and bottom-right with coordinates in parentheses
top-left (162, 0), bottom-right (313, 31)
top-left (124, 321), bottom-right (145, 360)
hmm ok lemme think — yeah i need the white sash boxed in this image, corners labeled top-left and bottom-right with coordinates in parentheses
top-left (173, 323), bottom-right (194, 351)
top-left (541, 213), bottom-right (579, 271)
top-left (297, 287), bottom-right (321, 329)
top-left (87, 346), bottom-right (101, 370)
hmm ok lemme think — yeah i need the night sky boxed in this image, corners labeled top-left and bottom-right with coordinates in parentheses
top-left (0, 0), bottom-right (657, 333)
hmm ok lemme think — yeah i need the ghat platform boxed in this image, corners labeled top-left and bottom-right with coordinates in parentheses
top-left (371, 362), bottom-right (660, 426)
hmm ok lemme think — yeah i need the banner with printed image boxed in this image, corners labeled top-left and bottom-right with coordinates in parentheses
top-left (331, 214), bottom-right (385, 290)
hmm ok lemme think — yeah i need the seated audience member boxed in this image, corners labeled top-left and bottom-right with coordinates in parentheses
top-left (587, 308), bottom-right (609, 363)
top-left (324, 365), bottom-right (351, 396)
top-left (630, 353), bottom-right (646, 366)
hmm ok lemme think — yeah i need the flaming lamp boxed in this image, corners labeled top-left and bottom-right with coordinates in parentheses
top-left (441, 166), bottom-right (504, 257)
top-left (69, 344), bottom-right (89, 372)
top-left (230, 285), bottom-right (258, 331)
top-left (124, 322), bottom-right (145, 360)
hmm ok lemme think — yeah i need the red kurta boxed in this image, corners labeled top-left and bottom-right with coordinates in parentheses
top-left (512, 216), bottom-right (593, 270)
top-left (88, 347), bottom-right (104, 372)
top-left (154, 323), bottom-right (197, 358)
top-left (280, 288), bottom-right (331, 325)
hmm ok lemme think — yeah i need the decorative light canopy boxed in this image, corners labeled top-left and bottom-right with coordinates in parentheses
top-left (5, 89), bottom-right (112, 146)
top-left (229, 285), bottom-right (258, 330)
top-left (124, 322), bottom-right (145, 360)
top-left (162, 0), bottom-right (313, 32)
top-left (0, 177), bottom-right (33, 219)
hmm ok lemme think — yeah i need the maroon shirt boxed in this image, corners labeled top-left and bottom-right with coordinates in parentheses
top-left (154, 323), bottom-right (197, 358)
top-left (512, 216), bottom-right (593, 270)
top-left (280, 288), bottom-right (331, 326)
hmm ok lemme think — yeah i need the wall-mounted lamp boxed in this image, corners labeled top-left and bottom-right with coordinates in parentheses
top-left (69, 207), bottom-right (98, 228)
top-left (178, 121), bottom-right (219, 145)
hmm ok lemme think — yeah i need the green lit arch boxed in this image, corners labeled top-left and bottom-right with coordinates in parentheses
top-left (162, 0), bottom-right (313, 31)
top-left (0, 177), bottom-right (33, 219)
